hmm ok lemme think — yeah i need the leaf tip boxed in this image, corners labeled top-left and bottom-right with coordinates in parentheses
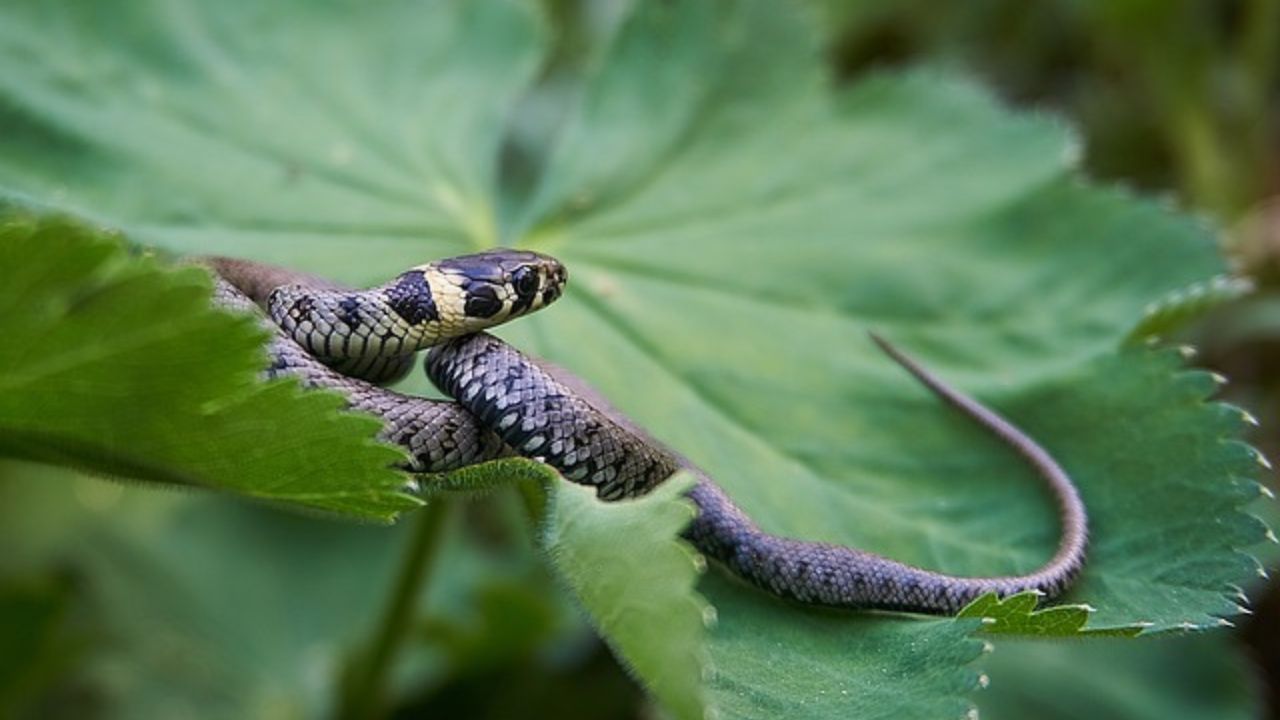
top-left (1255, 448), bottom-right (1272, 471)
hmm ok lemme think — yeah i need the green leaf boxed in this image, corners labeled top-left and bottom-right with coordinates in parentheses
top-left (0, 204), bottom-right (418, 520)
top-left (0, 0), bottom-right (1270, 717)
top-left (544, 472), bottom-right (710, 720)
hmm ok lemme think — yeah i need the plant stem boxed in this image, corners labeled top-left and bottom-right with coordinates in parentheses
top-left (337, 499), bottom-right (451, 720)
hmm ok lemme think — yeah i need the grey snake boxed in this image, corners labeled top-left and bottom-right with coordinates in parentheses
top-left (203, 250), bottom-right (1087, 615)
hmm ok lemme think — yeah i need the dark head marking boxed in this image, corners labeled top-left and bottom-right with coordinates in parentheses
top-left (385, 270), bottom-right (438, 325)
top-left (436, 252), bottom-right (507, 283)
top-left (464, 285), bottom-right (502, 318)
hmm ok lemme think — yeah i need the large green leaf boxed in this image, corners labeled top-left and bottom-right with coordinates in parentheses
top-left (0, 0), bottom-right (543, 278)
top-left (0, 0), bottom-right (1270, 717)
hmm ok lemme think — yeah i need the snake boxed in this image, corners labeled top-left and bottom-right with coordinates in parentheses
top-left (202, 250), bottom-right (1087, 615)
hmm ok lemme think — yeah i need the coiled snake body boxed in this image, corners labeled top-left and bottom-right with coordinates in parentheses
top-left (205, 250), bottom-right (1087, 614)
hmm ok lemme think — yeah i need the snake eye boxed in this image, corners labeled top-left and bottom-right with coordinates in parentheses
top-left (513, 267), bottom-right (539, 298)
top-left (464, 286), bottom-right (502, 318)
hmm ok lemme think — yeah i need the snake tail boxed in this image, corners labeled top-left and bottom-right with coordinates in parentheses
top-left (682, 333), bottom-right (1087, 613)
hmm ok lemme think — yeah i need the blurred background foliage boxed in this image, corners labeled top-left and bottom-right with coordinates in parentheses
top-left (1, 0), bottom-right (1278, 717)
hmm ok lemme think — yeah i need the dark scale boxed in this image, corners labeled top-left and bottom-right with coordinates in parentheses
top-left (337, 295), bottom-right (362, 328)
top-left (384, 270), bottom-right (438, 325)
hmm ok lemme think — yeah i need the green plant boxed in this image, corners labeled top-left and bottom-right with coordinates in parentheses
top-left (0, 1), bottom-right (1270, 718)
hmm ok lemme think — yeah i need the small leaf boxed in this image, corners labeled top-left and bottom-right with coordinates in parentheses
top-left (958, 592), bottom-right (1142, 637)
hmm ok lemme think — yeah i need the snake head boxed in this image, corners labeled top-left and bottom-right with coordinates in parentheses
top-left (266, 249), bottom-right (568, 378)
top-left (427, 248), bottom-right (568, 331)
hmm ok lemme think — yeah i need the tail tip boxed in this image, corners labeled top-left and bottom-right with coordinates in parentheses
top-left (866, 330), bottom-right (903, 360)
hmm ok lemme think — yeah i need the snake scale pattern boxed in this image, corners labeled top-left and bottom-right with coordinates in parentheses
top-left (205, 250), bottom-right (1087, 614)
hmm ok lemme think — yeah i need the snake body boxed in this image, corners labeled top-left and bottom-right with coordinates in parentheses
top-left (206, 251), bottom-right (1087, 614)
